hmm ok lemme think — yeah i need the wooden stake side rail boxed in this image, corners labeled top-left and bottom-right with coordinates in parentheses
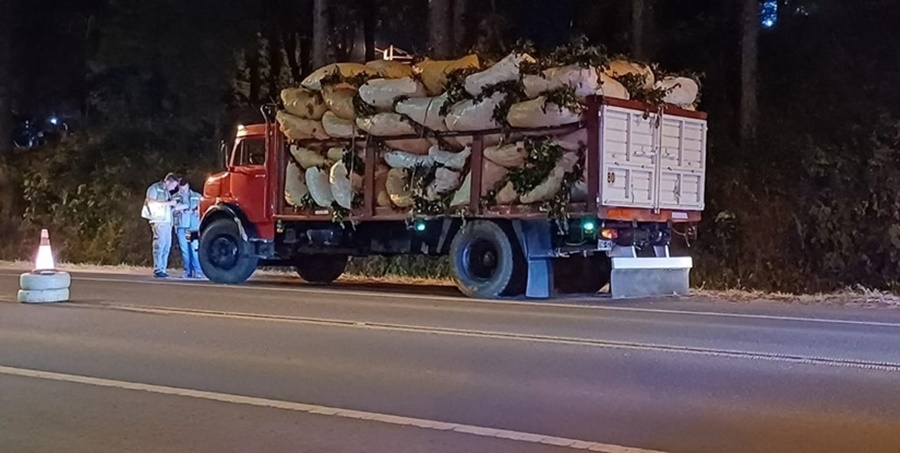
top-left (273, 96), bottom-right (704, 224)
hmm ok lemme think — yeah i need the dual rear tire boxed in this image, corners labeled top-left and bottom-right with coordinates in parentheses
top-left (450, 220), bottom-right (526, 298)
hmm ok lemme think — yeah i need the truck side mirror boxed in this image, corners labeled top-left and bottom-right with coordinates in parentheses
top-left (220, 140), bottom-right (229, 169)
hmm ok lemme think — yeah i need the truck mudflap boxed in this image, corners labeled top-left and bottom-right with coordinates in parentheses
top-left (511, 220), bottom-right (555, 299)
top-left (609, 246), bottom-right (692, 299)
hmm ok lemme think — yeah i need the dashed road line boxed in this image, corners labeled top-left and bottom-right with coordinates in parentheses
top-left (0, 365), bottom-right (667, 453)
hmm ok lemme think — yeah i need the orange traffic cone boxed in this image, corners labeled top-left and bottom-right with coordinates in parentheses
top-left (18, 229), bottom-right (70, 304)
top-left (34, 229), bottom-right (56, 273)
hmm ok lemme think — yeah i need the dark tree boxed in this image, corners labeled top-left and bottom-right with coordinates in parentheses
top-left (631, 0), bottom-right (645, 59)
top-left (740, 0), bottom-right (759, 145)
top-left (0, 0), bottom-right (12, 153)
top-left (362, 0), bottom-right (377, 61)
top-left (453, 0), bottom-right (467, 51)
top-left (429, 0), bottom-right (453, 58)
top-left (312, 0), bottom-right (331, 68)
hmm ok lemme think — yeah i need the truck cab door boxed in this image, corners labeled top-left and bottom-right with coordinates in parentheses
top-left (228, 136), bottom-right (269, 224)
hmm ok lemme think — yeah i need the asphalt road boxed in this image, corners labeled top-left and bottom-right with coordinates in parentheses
top-left (2, 269), bottom-right (900, 453)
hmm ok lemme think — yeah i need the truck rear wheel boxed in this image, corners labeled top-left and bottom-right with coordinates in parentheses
top-left (450, 220), bottom-right (525, 298)
top-left (554, 255), bottom-right (611, 294)
top-left (199, 219), bottom-right (258, 285)
top-left (295, 254), bottom-right (348, 284)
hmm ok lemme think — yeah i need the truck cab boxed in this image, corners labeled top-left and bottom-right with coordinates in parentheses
top-left (198, 123), bottom-right (278, 283)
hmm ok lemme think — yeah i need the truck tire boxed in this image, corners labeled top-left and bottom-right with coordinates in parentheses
top-left (199, 219), bottom-right (258, 285)
top-left (18, 288), bottom-right (70, 304)
top-left (19, 272), bottom-right (71, 291)
top-left (554, 255), bottom-right (611, 294)
top-left (296, 255), bottom-right (348, 284)
top-left (450, 220), bottom-right (525, 299)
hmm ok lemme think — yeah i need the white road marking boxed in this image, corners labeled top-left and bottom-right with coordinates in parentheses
top-left (0, 365), bottom-right (666, 453)
top-left (49, 273), bottom-right (900, 329)
top-left (87, 303), bottom-right (900, 373)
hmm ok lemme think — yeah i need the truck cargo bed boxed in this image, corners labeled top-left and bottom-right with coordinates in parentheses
top-left (273, 96), bottom-right (706, 224)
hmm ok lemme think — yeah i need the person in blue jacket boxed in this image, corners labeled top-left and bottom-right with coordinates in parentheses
top-left (173, 177), bottom-right (204, 279)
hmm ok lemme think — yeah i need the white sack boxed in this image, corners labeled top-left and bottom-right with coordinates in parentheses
top-left (555, 129), bottom-right (588, 152)
top-left (305, 167), bottom-right (334, 208)
top-left (450, 172), bottom-right (472, 207)
top-left (285, 161), bottom-right (309, 207)
top-left (414, 54), bottom-right (481, 96)
top-left (384, 138), bottom-right (433, 155)
top-left (444, 92), bottom-right (506, 132)
top-left (277, 111), bottom-right (329, 141)
top-left (290, 145), bottom-right (329, 169)
top-left (570, 180), bottom-right (588, 202)
top-left (522, 65), bottom-right (599, 99)
top-left (482, 159), bottom-right (510, 197)
top-left (302, 63), bottom-right (373, 91)
top-left (659, 76), bottom-right (700, 108)
top-left (428, 146), bottom-right (471, 170)
top-left (383, 150), bottom-right (435, 169)
top-left (427, 168), bottom-right (462, 200)
top-left (375, 165), bottom-right (391, 207)
top-left (495, 182), bottom-right (518, 205)
top-left (519, 152), bottom-right (579, 204)
top-left (454, 134), bottom-right (506, 148)
top-left (598, 73), bottom-right (630, 100)
top-left (464, 52), bottom-right (534, 96)
top-left (322, 85), bottom-right (358, 120)
top-left (322, 111), bottom-right (357, 139)
top-left (395, 94), bottom-right (450, 131)
top-left (484, 142), bottom-right (527, 168)
top-left (356, 113), bottom-right (416, 137)
top-left (330, 161), bottom-right (355, 210)
top-left (282, 88), bottom-right (328, 120)
top-left (506, 97), bottom-right (582, 129)
top-left (358, 77), bottom-right (426, 111)
top-left (326, 147), bottom-right (345, 163)
top-left (386, 168), bottom-right (413, 208)
top-left (365, 60), bottom-right (415, 79)
top-left (605, 60), bottom-right (655, 91)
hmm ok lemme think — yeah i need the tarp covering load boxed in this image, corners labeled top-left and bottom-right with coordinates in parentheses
top-left (277, 39), bottom-right (700, 219)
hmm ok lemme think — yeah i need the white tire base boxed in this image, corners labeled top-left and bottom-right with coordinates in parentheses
top-left (18, 288), bottom-right (70, 304)
top-left (19, 272), bottom-right (71, 291)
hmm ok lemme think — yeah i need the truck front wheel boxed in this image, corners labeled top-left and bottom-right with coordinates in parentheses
top-left (199, 219), bottom-right (259, 284)
top-left (295, 254), bottom-right (348, 284)
top-left (450, 220), bottom-right (525, 298)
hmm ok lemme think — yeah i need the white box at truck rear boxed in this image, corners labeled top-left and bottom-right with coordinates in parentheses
top-left (599, 105), bottom-right (707, 212)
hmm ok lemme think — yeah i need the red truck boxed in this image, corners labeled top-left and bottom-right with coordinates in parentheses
top-left (198, 96), bottom-right (706, 299)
